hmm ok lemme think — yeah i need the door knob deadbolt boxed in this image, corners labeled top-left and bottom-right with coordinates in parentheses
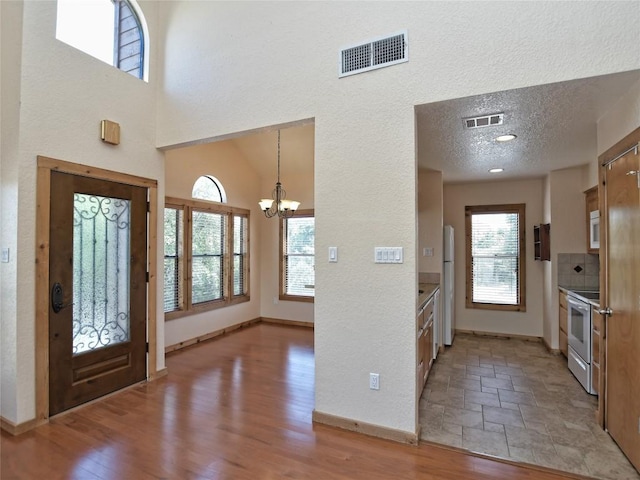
top-left (51, 282), bottom-right (73, 313)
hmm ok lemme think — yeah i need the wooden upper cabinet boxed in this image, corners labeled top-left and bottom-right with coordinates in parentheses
top-left (585, 186), bottom-right (599, 254)
top-left (534, 223), bottom-right (550, 261)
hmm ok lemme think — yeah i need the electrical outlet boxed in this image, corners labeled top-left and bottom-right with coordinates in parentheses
top-left (369, 373), bottom-right (380, 390)
top-left (273, 297), bottom-right (279, 305)
top-left (1, 248), bottom-right (9, 263)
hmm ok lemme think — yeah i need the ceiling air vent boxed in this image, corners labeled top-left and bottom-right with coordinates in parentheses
top-left (339, 30), bottom-right (408, 78)
top-left (463, 113), bottom-right (504, 130)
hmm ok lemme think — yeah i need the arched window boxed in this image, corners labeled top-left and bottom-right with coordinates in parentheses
top-left (56, 0), bottom-right (148, 80)
top-left (192, 176), bottom-right (227, 203)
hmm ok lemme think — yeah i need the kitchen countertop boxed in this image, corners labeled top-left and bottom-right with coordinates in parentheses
top-left (418, 283), bottom-right (440, 308)
top-left (558, 285), bottom-right (600, 308)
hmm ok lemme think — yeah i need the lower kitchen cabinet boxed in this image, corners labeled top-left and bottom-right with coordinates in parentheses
top-left (417, 292), bottom-right (436, 399)
top-left (559, 290), bottom-right (568, 357)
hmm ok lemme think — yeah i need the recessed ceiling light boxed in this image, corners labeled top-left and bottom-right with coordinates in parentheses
top-left (489, 168), bottom-right (504, 173)
top-left (496, 134), bottom-right (517, 142)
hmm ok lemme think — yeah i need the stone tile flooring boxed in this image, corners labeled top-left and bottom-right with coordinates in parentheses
top-left (419, 333), bottom-right (640, 480)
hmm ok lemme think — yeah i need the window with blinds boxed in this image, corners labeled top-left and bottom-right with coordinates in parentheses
top-left (281, 212), bottom-right (315, 301)
top-left (163, 207), bottom-right (183, 313)
top-left (163, 193), bottom-right (250, 320)
top-left (233, 215), bottom-right (248, 297)
top-left (192, 211), bottom-right (225, 304)
top-left (465, 204), bottom-right (526, 311)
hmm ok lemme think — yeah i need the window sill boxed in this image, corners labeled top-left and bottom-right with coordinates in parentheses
top-left (466, 301), bottom-right (526, 312)
top-left (164, 295), bottom-right (250, 321)
top-left (279, 294), bottom-right (314, 304)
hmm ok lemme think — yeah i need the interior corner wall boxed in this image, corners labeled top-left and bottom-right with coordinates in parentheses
top-left (418, 169), bottom-right (443, 276)
top-left (597, 77), bottom-right (640, 156)
top-left (2, 1), bottom-right (163, 425)
top-left (443, 179), bottom-right (545, 337)
top-left (546, 165), bottom-right (589, 349)
top-left (542, 175), bottom-right (553, 348)
top-left (0, 0), bottom-right (24, 425)
top-left (163, 140), bottom-right (264, 347)
top-left (258, 171), bottom-right (315, 324)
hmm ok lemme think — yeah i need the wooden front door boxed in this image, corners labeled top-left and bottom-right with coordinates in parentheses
top-left (49, 171), bottom-right (148, 415)
top-left (604, 142), bottom-right (640, 471)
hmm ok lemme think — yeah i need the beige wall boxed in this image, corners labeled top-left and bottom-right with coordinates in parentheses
top-left (418, 169), bottom-right (443, 276)
top-left (443, 179), bottom-right (545, 337)
top-left (155, 1), bottom-right (639, 437)
top-left (543, 166), bottom-right (590, 349)
top-left (0, 0), bottom-right (164, 425)
top-left (2, 0), bottom-right (639, 435)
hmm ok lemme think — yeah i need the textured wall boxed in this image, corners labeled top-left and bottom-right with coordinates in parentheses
top-left (418, 169), bottom-right (443, 275)
top-left (597, 78), bottom-right (640, 156)
top-left (155, 1), bottom-right (640, 436)
top-left (546, 166), bottom-right (590, 349)
top-left (0, 0), bottom-right (24, 425)
top-left (1, 0), bottom-right (164, 425)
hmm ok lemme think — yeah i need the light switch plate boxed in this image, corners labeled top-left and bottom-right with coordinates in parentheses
top-left (328, 246), bottom-right (338, 263)
top-left (1, 248), bottom-right (9, 263)
top-left (374, 247), bottom-right (403, 264)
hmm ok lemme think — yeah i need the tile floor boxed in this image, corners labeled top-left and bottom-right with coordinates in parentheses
top-left (419, 333), bottom-right (640, 480)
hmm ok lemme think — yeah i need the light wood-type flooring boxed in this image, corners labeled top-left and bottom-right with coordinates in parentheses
top-left (2, 323), bottom-right (576, 479)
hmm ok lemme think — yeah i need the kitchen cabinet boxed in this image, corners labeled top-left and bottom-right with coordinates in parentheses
top-left (559, 289), bottom-right (568, 357)
top-left (591, 306), bottom-right (604, 396)
top-left (417, 291), bottom-right (436, 399)
top-left (585, 186), bottom-right (599, 254)
top-left (534, 223), bottom-right (550, 261)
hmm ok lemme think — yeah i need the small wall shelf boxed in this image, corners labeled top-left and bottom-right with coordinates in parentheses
top-left (534, 223), bottom-right (550, 261)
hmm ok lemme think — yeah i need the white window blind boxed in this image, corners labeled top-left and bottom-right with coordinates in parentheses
top-left (163, 207), bottom-right (183, 313)
top-left (192, 211), bottom-right (225, 304)
top-left (233, 215), bottom-right (248, 297)
top-left (470, 211), bottom-right (520, 305)
top-left (284, 216), bottom-right (315, 297)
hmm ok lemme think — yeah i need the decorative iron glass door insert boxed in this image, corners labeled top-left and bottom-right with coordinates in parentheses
top-left (49, 171), bottom-right (147, 416)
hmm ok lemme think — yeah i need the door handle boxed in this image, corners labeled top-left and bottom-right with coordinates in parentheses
top-left (597, 307), bottom-right (613, 316)
top-left (51, 282), bottom-right (73, 313)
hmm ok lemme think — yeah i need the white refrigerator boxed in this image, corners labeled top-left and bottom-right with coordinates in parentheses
top-left (443, 225), bottom-right (455, 345)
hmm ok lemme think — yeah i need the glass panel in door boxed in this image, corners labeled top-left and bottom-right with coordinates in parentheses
top-left (73, 193), bottom-right (131, 355)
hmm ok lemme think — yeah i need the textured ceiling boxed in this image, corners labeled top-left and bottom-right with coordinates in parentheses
top-left (219, 71), bottom-right (639, 184)
top-left (416, 70), bottom-right (640, 183)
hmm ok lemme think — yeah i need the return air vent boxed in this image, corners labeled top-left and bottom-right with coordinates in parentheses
top-left (463, 113), bottom-right (504, 130)
top-left (339, 30), bottom-right (408, 78)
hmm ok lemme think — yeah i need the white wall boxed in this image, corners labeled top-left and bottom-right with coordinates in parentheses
top-left (544, 166), bottom-right (590, 349)
top-left (0, 0), bottom-right (24, 425)
top-left (155, 1), bottom-right (640, 437)
top-left (258, 171), bottom-right (315, 323)
top-left (444, 179), bottom-right (545, 337)
top-left (0, 0), bottom-right (164, 425)
top-left (164, 141), bottom-right (262, 346)
top-left (597, 78), bottom-right (640, 155)
top-left (3, 0), bottom-right (639, 435)
top-left (542, 175), bottom-right (553, 347)
top-left (418, 169), bottom-right (443, 276)
top-left (163, 139), bottom-right (315, 347)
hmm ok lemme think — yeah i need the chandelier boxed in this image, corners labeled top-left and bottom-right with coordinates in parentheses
top-left (259, 130), bottom-right (300, 218)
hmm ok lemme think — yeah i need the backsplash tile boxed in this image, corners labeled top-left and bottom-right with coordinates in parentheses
top-left (557, 253), bottom-right (599, 289)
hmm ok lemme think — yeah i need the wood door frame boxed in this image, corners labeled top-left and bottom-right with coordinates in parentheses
top-left (597, 126), bottom-right (640, 429)
top-left (35, 156), bottom-right (159, 423)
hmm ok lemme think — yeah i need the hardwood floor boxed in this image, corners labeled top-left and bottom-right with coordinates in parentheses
top-left (1, 324), bottom-right (576, 479)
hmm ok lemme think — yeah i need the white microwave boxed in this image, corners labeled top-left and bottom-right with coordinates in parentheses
top-left (589, 210), bottom-right (600, 249)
